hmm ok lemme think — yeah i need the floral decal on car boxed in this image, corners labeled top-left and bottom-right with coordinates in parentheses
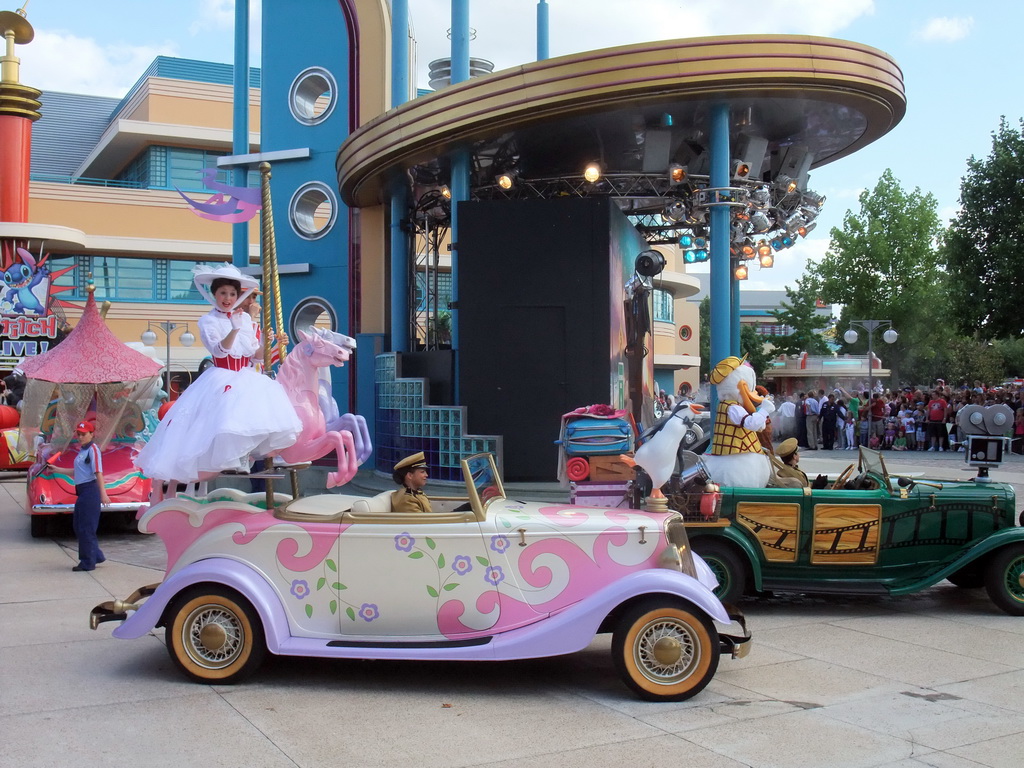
top-left (394, 532), bottom-right (416, 552)
top-left (358, 603), bottom-right (380, 622)
top-left (452, 555), bottom-right (473, 576)
top-left (290, 579), bottom-right (310, 600)
top-left (490, 534), bottom-right (510, 554)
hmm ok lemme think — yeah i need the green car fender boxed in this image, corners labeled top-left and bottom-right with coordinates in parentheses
top-left (891, 526), bottom-right (1024, 596)
top-left (690, 528), bottom-right (765, 592)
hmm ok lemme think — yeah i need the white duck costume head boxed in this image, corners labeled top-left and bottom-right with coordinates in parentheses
top-left (702, 355), bottom-right (775, 488)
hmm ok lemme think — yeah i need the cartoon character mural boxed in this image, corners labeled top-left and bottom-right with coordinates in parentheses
top-left (2, 247), bottom-right (50, 315)
top-left (701, 356), bottom-right (775, 488)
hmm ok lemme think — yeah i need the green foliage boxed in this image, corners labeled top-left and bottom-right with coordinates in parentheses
top-left (944, 117), bottom-right (1024, 338)
top-left (766, 277), bottom-right (831, 356)
top-left (808, 169), bottom-right (945, 387)
top-left (740, 324), bottom-right (773, 380)
top-left (990, 338), bottom-right (1024, 382)
top-left (939, 337), bottom-right (1005, 387)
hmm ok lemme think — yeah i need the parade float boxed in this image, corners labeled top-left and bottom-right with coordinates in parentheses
top-left (88, 166), bottom-right (748, 701)
top-left (19, 279), bottom-right (161, 537)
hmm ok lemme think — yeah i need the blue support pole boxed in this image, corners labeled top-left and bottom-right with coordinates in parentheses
top-left (231, 0), bottom-right (249, 269)
top-left (389, 0), bottom-right (411, 353)
top-left (709, 103), bottom-right (731, 421)
top-left (391, 0), bottom-right (409, 106)
top-left (537, 0), bottom-right (550, 60)
top-left (449, 0), bottom-right (471, 401)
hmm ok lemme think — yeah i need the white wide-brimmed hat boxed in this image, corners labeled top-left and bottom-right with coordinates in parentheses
top-left (192, 263), bottom-right (259, 310)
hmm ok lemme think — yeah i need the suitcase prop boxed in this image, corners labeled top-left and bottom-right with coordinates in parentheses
top-left (556, 405), bottom-right (636, 484)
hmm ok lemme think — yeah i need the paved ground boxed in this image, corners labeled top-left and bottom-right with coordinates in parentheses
top-left (2, 449), bottom-right (1022, 768)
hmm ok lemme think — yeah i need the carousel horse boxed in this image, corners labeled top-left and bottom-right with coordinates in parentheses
top-left (275, 327), bottom-right (362, 488)
top-left (316, 363), bottom-right (372, 464)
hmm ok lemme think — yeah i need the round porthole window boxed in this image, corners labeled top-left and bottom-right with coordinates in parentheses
top-left (289, 182), bottom-right (337, 240)
top-left (288, 67), bottom-right (338, 125)
top-left (291, 297), bottom-right (338, 341)
top-left (679, 325), bottom-right (693, 341)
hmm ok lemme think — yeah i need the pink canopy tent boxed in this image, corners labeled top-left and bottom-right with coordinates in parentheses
top-left (20, 289), bottom-right (162, 451)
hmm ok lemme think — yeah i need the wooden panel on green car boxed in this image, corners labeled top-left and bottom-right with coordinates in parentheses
top-left (811, 504), bottom-right (882, 565)
top-left (736, 502), bottom-right (800, 563)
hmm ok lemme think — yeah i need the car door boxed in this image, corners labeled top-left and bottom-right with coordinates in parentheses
top-left (334, 515), bottom-right (501, 639)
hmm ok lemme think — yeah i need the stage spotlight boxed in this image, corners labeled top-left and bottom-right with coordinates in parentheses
top-left (668, 164), bottom-right (687, 185)
top-left (679, 234), bottom-right (694, 248)
top-left (798, 222), bottom-right (816, 237)
top-left (440, 185), bottom-right (452, 200)
top-left (757, 240), bottom-right (772, 258)
top-left (693, 249), bottom-right (709, 262)
top-left (740, 243), bottom-right (755, 258)
top-left (802, 191), bottom-right (825, 209)
top-left (749, 186), bottom-right (771, 207)
top-left (732, 159), bottom-right (751, 179)
top-left (583, 162), bottom-right (602, 183)
top-left (635, 249), bottom-right (667, 277)
top-left (759, 252), bottom-right (774, 268)
top-left (749, 210), bottom-right (772, 233)
top-left (734, 263), bottom-right (749, 280)
top-left (662, 200), bottom-right (687, 223)
top-left (692, 237), bottom-right (707, 249)
top-left (784, 212), bottom-right (805, 233)
top-left (776, 174), bottom-right (798, 194)
top-left (771, 237), bottom-right (784, 251)
top-left (496, 171), bottom-right (515, 190)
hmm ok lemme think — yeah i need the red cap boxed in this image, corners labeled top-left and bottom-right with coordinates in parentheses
top-left (75, 421), bottom-right (95, 434)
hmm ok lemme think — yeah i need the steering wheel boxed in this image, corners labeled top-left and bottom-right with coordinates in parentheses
top-left (831, 463), bottom-right (856, 491)
top-left (849, 471), bottom-right (870, 490)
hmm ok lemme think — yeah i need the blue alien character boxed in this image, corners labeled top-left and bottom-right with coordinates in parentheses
top-left (3, 247), bottom-right (50, 315)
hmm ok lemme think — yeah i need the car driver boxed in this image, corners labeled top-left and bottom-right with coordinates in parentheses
top-left (391, 452), bottom-right (433, 513)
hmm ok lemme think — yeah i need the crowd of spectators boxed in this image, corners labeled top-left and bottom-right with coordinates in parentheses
top-left (773, 379), bottom-right (1024, 455)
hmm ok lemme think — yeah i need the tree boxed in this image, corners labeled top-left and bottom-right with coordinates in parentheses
top-left (807, 169), bottom-right (946, 387)
top-left (740, 323), bottom-right (773, 381)
top-left (766, 276), bottom-right (831, 357)
top-left (945, 117), bottom-right (1024, 338)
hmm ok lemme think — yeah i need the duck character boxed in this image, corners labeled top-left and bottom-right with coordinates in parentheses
top-left (702, 355), bottom-right (775, 488)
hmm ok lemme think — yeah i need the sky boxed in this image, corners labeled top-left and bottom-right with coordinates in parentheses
top-left (12, 0), bottom-right (1024, 293)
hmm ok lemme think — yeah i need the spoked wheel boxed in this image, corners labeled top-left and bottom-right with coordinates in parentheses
top-left (984, 545), bottom-right (1024, 616)
top-left (612, 599), bottom-right (719, 701)
top-left (166, 586), bottom-right (266, 683)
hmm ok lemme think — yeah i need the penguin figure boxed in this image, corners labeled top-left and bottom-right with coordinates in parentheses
top-left (624, 402), bottom-right (705, 497)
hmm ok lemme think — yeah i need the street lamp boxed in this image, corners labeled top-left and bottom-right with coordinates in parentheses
top-left (141, 322), bottom-right (196, 396)
top-left (843, 320), bottom-right (898, 444)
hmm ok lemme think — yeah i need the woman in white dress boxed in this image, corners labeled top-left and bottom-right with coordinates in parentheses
top-left (135, 264), bottom-right (301, 484)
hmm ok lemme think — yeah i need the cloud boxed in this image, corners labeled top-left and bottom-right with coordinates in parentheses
top-left (918, 17), bottom-right (974, 42)
top-left (20, 31), bottom-right (177, 97)
top-left (189, 0), bottom-right (235, 35)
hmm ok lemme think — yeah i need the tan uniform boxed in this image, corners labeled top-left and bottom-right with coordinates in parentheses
top-left (391, 487), bottom-right (433, 514)
top-left (776, 464), bottom-right (809, 488)
top-left (709, 401), bottom-right (761, 456)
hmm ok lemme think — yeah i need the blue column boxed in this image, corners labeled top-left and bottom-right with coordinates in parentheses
top-left (389, 0), bottom-right (411, 352)
top-left (449, 0), bottom-right (471, 400)
top-left (709, 103), bottom-right (731, 420)
top-left (231, 0), bottom-right (249, 269)
top-left (391, 0), bottom-right (409, 106)
top-left (537, 0), bottom-right (550, 60)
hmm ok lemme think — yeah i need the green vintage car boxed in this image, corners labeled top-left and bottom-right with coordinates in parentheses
top-left (667, 448), bottom-right (1024, 615)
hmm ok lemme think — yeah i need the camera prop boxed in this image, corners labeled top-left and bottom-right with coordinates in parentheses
top-left (955, 404), bottom-right (1014, 481)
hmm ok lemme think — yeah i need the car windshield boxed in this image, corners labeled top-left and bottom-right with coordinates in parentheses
top-left (857, 446), bottom-right (893, 492)
top-left (462, 453), bottom-right (506, 510)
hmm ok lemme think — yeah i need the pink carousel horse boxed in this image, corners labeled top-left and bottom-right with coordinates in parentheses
top-left (275, 327), bottom-right (363, 488)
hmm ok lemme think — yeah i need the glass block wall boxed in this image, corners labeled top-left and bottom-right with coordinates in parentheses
top-left (374, 353), bottom-right (502, 482)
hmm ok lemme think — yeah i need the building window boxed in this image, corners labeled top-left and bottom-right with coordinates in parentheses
top-left (116, 146), bottom-right (260, 192)
top-left (45, 256), bottom-right (204, 303)
top-left (652, 288), bottom-right (674, 323)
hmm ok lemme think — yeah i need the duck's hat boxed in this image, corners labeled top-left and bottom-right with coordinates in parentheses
top-left (709, 354), bottom-right (748, 385)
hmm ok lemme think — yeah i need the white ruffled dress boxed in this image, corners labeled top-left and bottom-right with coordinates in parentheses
top-left (135, 309), bottom-right (301, 483)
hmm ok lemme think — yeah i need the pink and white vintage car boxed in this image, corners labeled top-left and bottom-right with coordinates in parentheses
top-left (91, 454), bottom-right (750, 701)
